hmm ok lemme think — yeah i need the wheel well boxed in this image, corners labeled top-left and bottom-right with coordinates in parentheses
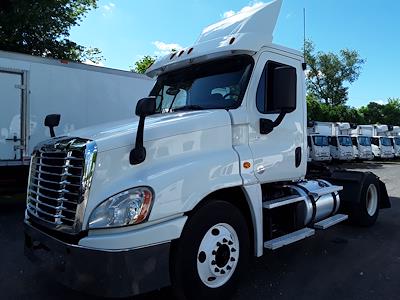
top-left (187, 187), bottom-right (255, 255)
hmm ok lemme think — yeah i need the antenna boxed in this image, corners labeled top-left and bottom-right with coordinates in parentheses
top-left (302, 7), bottom-right (307, 71)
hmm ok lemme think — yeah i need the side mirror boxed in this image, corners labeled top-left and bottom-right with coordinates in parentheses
top-left (135, 97), bottom-right (156, 117)
top-left (271, 66), bottom-right (297, 113)
top-left (130, 97), bottom-right (156, 165)
top-left (44, 114), bottom-right (61, 138)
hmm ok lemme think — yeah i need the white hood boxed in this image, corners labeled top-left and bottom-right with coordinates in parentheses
top-left (67, 110), bottom-right (232, 152)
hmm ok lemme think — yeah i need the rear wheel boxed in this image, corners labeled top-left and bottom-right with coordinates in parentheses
top-left (171, 200), bottom-right (250, 300)
top-left (349, 174), bottom-right (380, 227)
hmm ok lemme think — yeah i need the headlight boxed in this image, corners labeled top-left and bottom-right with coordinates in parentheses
top-left (88, 187), bottom-right (153, 229)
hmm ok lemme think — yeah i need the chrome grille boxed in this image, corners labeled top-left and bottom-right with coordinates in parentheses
top-left (26, 138), bottom-right (97, 234)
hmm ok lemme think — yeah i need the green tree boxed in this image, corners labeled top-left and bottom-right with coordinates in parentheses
top-left (133, 55), bottom-right (156, 74)
top-left (304, 40), bottom-right (365, 106)
top-left (0, 0), bottom-right (100, 62)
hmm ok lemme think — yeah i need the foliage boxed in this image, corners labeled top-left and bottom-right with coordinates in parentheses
top-left (0, 0), bottom-right (100, 62)
top-left (304, 40), bottom-right (365, 106)
top-left (308, 97), bottom-right (400, 125)
top-left (132, 55), bottom-right (156, 74)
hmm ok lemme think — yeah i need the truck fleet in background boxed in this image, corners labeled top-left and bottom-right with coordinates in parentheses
top-left (308, 121), bottom-right (400, 162)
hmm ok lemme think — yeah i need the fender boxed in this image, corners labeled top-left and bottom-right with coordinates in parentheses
top-left (328, 170), bottom-right (391, 209)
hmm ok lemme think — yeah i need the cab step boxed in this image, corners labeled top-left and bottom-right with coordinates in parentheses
top-left (264, 228), bottom-right (315, 250)
top-left (263, 195), bottom-right (305, 209)
top-left (313, 214), bottom-right (348, 230)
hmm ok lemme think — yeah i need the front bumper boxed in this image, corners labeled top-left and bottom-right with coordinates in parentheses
top-left (24, 220), bottom-right (171, 298)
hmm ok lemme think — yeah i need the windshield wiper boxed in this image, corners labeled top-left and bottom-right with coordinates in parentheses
top-left (172, 105), bottom-right (205, 112)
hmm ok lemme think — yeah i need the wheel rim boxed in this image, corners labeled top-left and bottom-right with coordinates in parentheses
top-left (366, 184), bottom-right (378, 216)
top-left (196, 223), bottom-right (239, 288)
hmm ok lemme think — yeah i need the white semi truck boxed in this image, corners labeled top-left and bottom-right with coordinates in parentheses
top-left (389, 126), bottom-right (400, 157)
top-left (24, 1), bottom-right (390, 299)
top-left (307, 121), bottom-right (331, 162)
top-left (0, 50), bottom-right (154, 187)
top-left (350, 125), bottom-right (374, 160)
top-left (329, 122), bottom-right (355, 161)
top-left (371, 125), bottom-right (394, 159)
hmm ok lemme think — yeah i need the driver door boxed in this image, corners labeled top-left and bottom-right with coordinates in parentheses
top-left (247, 51), bottom-right (306, 183)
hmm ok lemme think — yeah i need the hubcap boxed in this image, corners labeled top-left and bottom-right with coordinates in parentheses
top-left (366, 184), bottom-right (378, 217)
top-left (196, 223), bottom-right (239, 288)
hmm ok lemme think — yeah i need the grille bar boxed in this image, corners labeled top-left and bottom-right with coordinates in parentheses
top-left (28, 190), bottom-right (78, 205)
top-left (28, 196), bottom-right (77, 214)
top-left (31, 175), bottom-right (81, 188)
top-left (30, 182), bottom-right (80, 196)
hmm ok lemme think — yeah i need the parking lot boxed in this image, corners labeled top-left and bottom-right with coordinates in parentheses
top-left (1, 161), bottom-right (400, 300)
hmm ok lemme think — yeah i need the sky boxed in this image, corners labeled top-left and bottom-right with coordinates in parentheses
top-left (69, 0), bottom-right (400, 108)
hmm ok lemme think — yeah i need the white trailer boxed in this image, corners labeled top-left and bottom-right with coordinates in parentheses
top-left (388, 126), bottom-right (400, 157)
top-left (329, 122), bottom-right (355, 161)
top-left (350, 125), bottom-right (374, 160)
top-left (372, 125), bottom-right (394, 159)
top-left (0, 50), bottom-right (154, 167)
top-left (307, 121), bottom-right (331, 162)
top-left (24, 2), bottom-right (390, 299)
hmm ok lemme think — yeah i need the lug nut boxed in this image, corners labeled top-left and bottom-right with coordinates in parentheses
top-left (211, 260), bottom-right (216, 265)
top-left (217, 242), bottom-right (221, 247)
top-left (220, 270), bottom-right (226, 275)
top-left (227, 265), bottom-right (232, 270)
top-left (215, 268), bottom-right (220, 273)
top-left (230, 257), bottom-right (236, 262)
top-left (231, 248), bottom-right (236, 252)
top-left (228, 241), bottom-right (233, 245)
top-left (223, 238), bottom-right (228, 243)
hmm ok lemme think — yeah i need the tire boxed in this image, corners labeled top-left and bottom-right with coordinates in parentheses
top-left (171, 200), bottom-right (250, 300)
top-left (350, 174), bottom-right (380, 227)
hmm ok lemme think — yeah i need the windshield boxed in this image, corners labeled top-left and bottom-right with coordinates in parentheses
top-left (380, 137), bottom-right (392, 147)
top-left (312, 136), bottom-right (329, 147)
top-left (358, 136), bottom-right (371, 146)
top-left (338, 136), bottom-right (352, 146)
top-left (395, 137), bottom-right (400, 146)
top-left (150, 55), bottom-right (253, 113)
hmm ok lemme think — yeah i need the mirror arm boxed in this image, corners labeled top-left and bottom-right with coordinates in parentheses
top-left (130, 116), bottom-right (146, 165)
top-left (49, 127), bottom-right (56, 138)
top-left (260, 111), bottom-right (288, 135)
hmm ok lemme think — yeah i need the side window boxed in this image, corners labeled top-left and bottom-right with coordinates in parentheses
top-left (256, 61), bottom-right (297, 114)
top-left (352, 137), bottom-right (357, 146)
top-left (372, 138), bottom-right (379, 146)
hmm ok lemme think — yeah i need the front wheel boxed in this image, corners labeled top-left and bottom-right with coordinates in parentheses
top-left (171, 200), bottom-right (250, 300)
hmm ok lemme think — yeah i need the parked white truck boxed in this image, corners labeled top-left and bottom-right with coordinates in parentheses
top-left (307, 121), bottom-right (331, 162)
top-left (0, 50), bottom-right (154, 167)
top-left (329, 122), bottom-right (355, 161)
top-left (389, 126), bottom-right (400, 157)
top-left (350, 125), bottom-right (374, 160)
top-left (371, 125), bottom-right (394, 159)
top-left (24, 1), bottom-right (390, 299)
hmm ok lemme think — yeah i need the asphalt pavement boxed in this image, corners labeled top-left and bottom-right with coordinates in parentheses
top-left (0, 161), bottom-right (399, 300)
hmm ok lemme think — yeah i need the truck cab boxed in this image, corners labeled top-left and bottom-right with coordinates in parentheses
top-left (372, 125), bottom-right (395, 159)
top-left (307, 122), bottom-right (332, 162)
top-left (23, 1), bottom-right (390, 299)
top-left (329, 122), bottom-right (355, 161)
top-left (350, 125), bottom-right (374, 160)
top-left (389, 126), bottom-right (400, 158)
top-left (351, 136), bottom-right (373, 160)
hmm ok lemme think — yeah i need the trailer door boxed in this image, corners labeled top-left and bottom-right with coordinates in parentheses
top-left (0, 71), bottom-right (23, 162)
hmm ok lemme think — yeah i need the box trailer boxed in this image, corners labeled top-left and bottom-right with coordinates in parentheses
top-left (0, 50), bottom-right (154, 168)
